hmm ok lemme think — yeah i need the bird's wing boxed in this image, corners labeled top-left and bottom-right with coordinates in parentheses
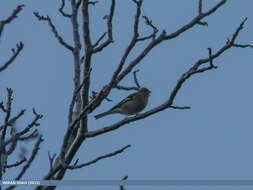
top-left (108, 92), bottom-right (137, 111)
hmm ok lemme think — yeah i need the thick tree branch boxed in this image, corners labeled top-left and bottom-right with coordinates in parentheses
top-left (68, 78), bottom-right (86, 124)
top-left (68, 0), bottom-right (84, 125)
top-left (80, 0), bottom-right (93, 136)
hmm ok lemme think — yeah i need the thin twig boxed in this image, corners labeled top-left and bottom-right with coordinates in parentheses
top-left (168, 105), bottom-right (191, 110)
top-left (198, 0), bottom-right (202, 14)
top-left (48, 151), bottom-right (56, 175)
top-left (0, 5), bottom-right (24, 37)
top-left (18, 129), bottom-right (39, 141)
top-left (92, 32), bottom-right (107, 48)
top-left (208, 48), bottom-right (215, 67)
top-left (62, 145), bottom-right (131, 169)
top-left (5, 158), bottom-right (26, 169)
top-left (0, 109), bottom-right (26, 130)
top-left (59, 0), bottom-right (72, 17)
top-left (93, 0), bottom-right (115, 53)
top-left (0, 102), bottom-right (6, 112)
top-left (7, 137), bottom-right (43, 190)
top-left (233, 43), bottom-right (253, 48)
top-left (116, 86), bottom-right (139, 91)
top-left (4, 109), bottom-right (43, 146)
top-left (137, 16), bottom-right (158, 41)
top-left (120, 176), bottom-right (128, 190)
top-left (0, 42), bottom-right (24, 72)
top-left (133, 69), bottom-right (141, 88)
top-left (33, 12), bottom-right (74, 51)
top-left (16, 136), bottom-right (43, 180)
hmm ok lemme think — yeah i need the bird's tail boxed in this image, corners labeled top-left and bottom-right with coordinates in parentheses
top-left (94, 110), bottom-right (115, 120)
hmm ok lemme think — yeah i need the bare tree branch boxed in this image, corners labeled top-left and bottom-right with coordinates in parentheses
top-left (93, 0), bottom-right (115, 53)
top-left (116, 86), bottom-right (139, 91)
top-left (74, 0), bottom-right (227, 122)
top-left (198, 0), bottom-right (202, 14)
top-left (0, 102), bottom-right (6, 112)
top-left (116, 69), bottom-right (141, 91)
top-left (84, 17), bottom-right (248, 139)
top-left (1, 88), bottom-right (13, 142)
top-left (41, 145), bottom-right (130, 184)
top-left (4, 109), bottom-right (43, 146)
top-left (133, 69), bottom-right (141, 88)
top-left (120, 176), bottom-right (128, 190)
top-left (33, 12), bottom-right (74, 51)
top-left (62, 144), bottom-right (131, 169)
top-left (233, 43), bottom-right (253, 48)
top-left (197, 0), bottom-right (208, 26)
top-left (92, 32), bottom-right (107, 49)
top-left (90, 91), bottom-right (113, 102)
top-left (0, 4), bottom-right (24, 37)
top-left (5, 158), bottom-right (26, 169)
top-left (6, 137), bottom-right (43, 190)
top-left (42, 6), bottom-right (231, 181)
top-left (168, 105), bottom-right (191, 110)
top-left (76, 0), bottom-right (82, 9)
top-left (16, 136), bottom-right (43, 180)
top-left (0, 42), bottom-right (24, 73)
top-left (18, 129), bottom-right (39, 141)
top-left (137, 16), bottom-right (158, 41)
top-left (117, 1), bottom-right (227, 85)
top-left (59, 0), bottom-right (72, 18)
top-left (68, 72), bottom-right (88, 124)
top-left (0, 109), bottom-right (26, 130)
top-left (6, 138), bottom-right (18, 156)
top-left (48, 151), bottom-right (56, 176)
top-left (88, 1), bottom-right (99, 6)
top-left (36, 1), bottom-right (252, 189)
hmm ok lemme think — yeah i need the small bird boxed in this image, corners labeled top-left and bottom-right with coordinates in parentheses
top-left (94, 88), bottom-right (151, 120)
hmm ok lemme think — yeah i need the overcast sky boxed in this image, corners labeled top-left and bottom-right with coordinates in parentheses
top-left (1, 0), bottom-right (253, 190)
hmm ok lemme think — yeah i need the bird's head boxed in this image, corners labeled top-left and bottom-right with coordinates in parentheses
top-left (139, 87), bottom-right (151, 96)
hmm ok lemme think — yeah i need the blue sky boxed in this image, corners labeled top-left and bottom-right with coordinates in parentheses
top-left (1, 0), bottom-right (253, 190)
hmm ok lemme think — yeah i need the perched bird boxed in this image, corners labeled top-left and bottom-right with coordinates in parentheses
top-left (94, 88), bottom-right (151, 120)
